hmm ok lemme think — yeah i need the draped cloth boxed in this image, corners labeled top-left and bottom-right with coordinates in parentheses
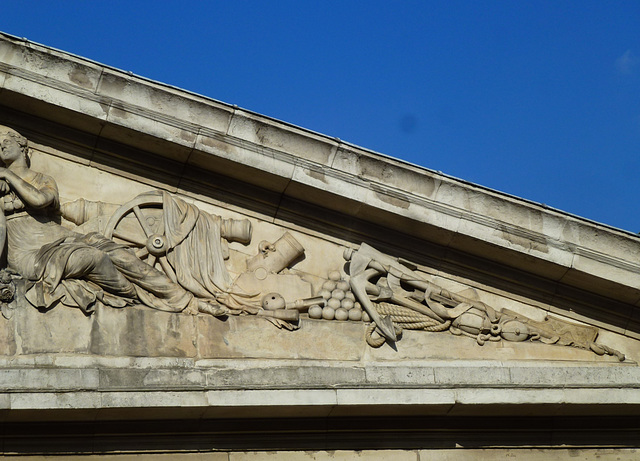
top-left (19, 230), bottom-right (197, 315)
top-left (163, 191), bottom-right (233, 295)
top-left (162, 191), bottom-right (261, 312)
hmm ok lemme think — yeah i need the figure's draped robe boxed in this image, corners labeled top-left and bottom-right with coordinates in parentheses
top-left (5, 173), bottom-right (258, 314)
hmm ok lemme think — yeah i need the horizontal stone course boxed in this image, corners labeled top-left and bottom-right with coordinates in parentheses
top-left (0, 361), bottom-right (636, 394)
top-left (205, 365), bottom-right (366, 389)
top-left (0, 368), bottom-right (99, 391)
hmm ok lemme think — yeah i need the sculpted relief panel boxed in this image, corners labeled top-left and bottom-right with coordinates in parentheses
top-left (0, 126), bottom-right (628, 361)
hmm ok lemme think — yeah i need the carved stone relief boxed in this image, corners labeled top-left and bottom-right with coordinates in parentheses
top-left (342, 243), bottom-right (625, 360)
top-left (0, 126), bottom-right (626, 361)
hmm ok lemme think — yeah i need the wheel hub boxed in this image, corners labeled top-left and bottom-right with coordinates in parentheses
top-left (146, 234), bottom-right (167, 256)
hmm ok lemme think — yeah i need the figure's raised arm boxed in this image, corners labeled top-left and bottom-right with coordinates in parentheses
top-left (0, 168), bottom-right (57, 209)
top-left (0, 128), bottom-right (58, 210)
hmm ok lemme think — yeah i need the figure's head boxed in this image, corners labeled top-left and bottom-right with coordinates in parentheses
top-left (0, 126), bottom-right (29, 167)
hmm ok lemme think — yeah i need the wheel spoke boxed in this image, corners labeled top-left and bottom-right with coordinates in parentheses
top-left (113, 230), bottom-right (146, 246)
top-left (135, 247), bottom-right (149, 259)
top-left (156, 209), bottom-right (165, 236)
top-left (147, 254), bottom-right (157, 268)
top-left (158, 256), bottom-right (178, 283)
top-left (133, 205), bottom-right (154, 238)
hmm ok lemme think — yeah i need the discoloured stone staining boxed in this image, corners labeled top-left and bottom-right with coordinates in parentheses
top-left (178, 129), bottom-right (196, 144)
top-left (498, 224), bottom-right (550, 254)
top-left (356, 154), bottom-right (395, 182)
top-left (372, 187), bottom-right (410, 209)
top-left (108, 105), bottom-right (129, 120)
top-left (305, 166), bottom-right (327, 183)
top-left (67, 66), bottom-right (95, 90)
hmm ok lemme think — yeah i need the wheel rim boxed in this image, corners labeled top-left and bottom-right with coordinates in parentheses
top-left (104, 191), bottom-right (178, 283)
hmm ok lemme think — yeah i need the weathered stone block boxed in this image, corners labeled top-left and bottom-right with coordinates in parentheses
top-left (197, 316), bottom-right (365, 360)
top-left (0, 314), bottom-right (16, 356)
top-left (90, 305), bottom-right (197, 357)
top-left (99, 368), bottom-right (153, 389)
top-left (142, 368), bottom-right (206, 389)
top-left (364, 364), bottom-right (436, 386)
top-left (15, 304), bottom-right (93, 354)
top-left (335, 388), bottom-right (455, 408)
top-left (98, 367), bottom-right (205, 391)
top-left (206, 389), bottom-right (338, 409)
top-left (230, 450), bottom-right (418, 460)
top-left (508, 365), bottom-right (640, 387)
top-left (206, 363), bottom-right (365, 389)
top-left (100, 390), bottom-right (209, 409)
top-left (366, 329), bottom-right (622, 362)
top-left (434, 366), bottom-right (511, 386)
top-left (419, 448), bottom-right (639, 461)
top-left (0, 368), bottom-right (98, 391)
top-left (10, 391), bottom-right (100, 410)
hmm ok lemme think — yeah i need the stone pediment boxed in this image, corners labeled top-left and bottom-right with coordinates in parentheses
top-left (0, 31), bottom-right (639, 445)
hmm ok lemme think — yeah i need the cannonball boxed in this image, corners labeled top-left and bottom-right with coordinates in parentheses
top-left (308, 305), bottom-right (323, 319)
top-left (322, 280), bottom-right (337, 291)
top-left (322, 307), bottom-right (335, 320)
top-left (348, 308), bottom-right (363, 321)
top-left (331, 289), bottom-right (345, 301)
top-left (336, 280), bottom-right (350, 291)
top-left (328, 270), bottom-right (341, 281)
top-left (319, 289), bottom-right (332, 300)
top-left (362, 310), bottom-right (371, 322)
top-left (341, 298), bottom-right (354, 310)
top-left (354, 301), bottom-right (361, 309)
top-left (327, 298), bottom-right (341, 309)
top-left (261, 292), bottom-right (285, 310)
top-left (335, 308), bottom-right (349, 321)
top-left (345, 291), bottom-right (356, 301)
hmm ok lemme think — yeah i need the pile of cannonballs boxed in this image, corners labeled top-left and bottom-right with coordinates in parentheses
top-left (308, 270), bottom-right (371, 322)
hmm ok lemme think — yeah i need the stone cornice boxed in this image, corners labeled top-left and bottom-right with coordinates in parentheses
top-left (1, 357), bottom-right (639, 418)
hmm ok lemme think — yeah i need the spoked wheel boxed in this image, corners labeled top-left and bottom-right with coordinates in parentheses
top-left (103, 191), bottom-right (178, 283)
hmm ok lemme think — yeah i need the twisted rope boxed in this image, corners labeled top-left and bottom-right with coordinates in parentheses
top-left (364, 302), bottom-right (451, 348)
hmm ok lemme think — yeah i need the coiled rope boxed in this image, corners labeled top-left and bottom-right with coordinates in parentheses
top-left (365, 302), bottom-right (451, 348)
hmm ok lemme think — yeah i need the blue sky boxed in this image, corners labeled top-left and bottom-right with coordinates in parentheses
top-left (1, 2), bottom-right (639, 232)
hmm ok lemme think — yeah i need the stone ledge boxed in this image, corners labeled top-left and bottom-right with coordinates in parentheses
top-left (2, 386), bottom-right (640, 419)
top-left (0, 360), bottom-right (637, 394)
